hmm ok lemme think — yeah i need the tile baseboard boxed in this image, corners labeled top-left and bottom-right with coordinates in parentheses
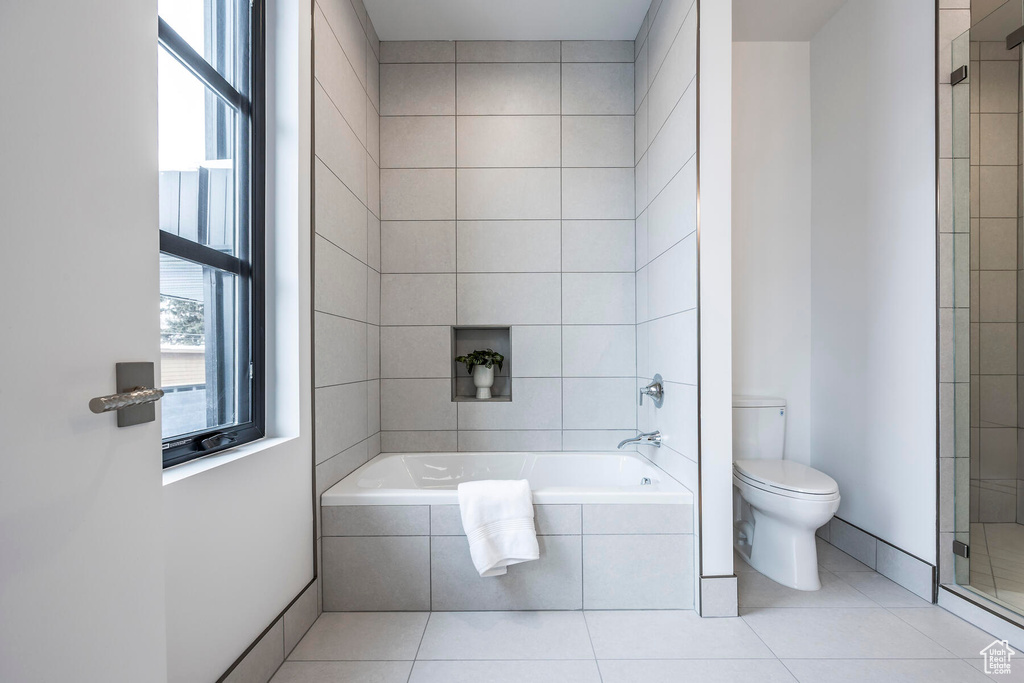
top-left (818, 517), bottom-right (936, 602)
top-left (699, 575), bottom-right (738, 617)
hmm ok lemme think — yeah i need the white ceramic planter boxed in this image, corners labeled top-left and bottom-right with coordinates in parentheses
top-left (473, 365), bottom-right (495, 399)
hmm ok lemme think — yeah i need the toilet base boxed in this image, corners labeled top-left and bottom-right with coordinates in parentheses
top-left (745, 509), bottom-right (822, 591)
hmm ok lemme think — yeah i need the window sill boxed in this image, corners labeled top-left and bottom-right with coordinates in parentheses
top-left (162, 435), bottom-right (300, 486)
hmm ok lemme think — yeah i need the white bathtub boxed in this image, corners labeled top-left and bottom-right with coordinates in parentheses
top-left (322, 451), bottom-right (692, 506)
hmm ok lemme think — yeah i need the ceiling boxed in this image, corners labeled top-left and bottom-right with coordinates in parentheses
top-left (733, 0), bottom-right (849, 41)
top-left (363, 0), bottom-right (652, 41)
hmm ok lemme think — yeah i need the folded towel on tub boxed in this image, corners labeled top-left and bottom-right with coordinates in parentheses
top-left (457, 479), bottom-right (540, 577)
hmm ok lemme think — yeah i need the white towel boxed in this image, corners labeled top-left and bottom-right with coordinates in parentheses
top-left (458, 479), bottom-right (540, 577)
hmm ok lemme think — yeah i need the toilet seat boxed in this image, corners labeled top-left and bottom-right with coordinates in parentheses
top-left (734, 460), bottom-right (839, 500)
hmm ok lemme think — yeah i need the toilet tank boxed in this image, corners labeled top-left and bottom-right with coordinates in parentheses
top-left (732, 396), bottom-right (786, 461)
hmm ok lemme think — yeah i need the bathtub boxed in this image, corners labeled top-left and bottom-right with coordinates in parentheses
top-left (321, 451), bottom-right (692, 506)
top-left (320, 451), bottom-right (696, 612)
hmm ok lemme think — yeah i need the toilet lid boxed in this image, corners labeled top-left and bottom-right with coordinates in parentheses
top-left (734, 460), bottom-right (839, 495)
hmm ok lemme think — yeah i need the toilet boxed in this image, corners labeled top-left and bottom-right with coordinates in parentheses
top-left (732, 396), bottom-right (840, 591)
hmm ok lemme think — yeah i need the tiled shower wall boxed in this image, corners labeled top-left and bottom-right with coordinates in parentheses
top-left (633, 0), bottom-right (699, 493)
top-left (311, 0), bottom-right (382, 607)
top-left (375, 39), bottom-right (639, 453)
top-left (968, 39), bottom-right (1021, 523)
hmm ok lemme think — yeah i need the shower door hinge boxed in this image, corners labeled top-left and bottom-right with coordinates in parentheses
top-left (951, 65), bottom-right (968, 86)
top-left (953, 540), bottom-right (970, 559)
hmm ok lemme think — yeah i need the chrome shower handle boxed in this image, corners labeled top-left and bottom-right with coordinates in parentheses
top-left (639, 378), bottom-right (664, 406)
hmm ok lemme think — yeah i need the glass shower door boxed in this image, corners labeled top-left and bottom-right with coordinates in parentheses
top-left (950, 0), bottom-right (1024, 615)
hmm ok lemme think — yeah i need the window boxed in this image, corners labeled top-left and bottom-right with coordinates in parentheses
top-left (158, 0), bottom-right (264, 468)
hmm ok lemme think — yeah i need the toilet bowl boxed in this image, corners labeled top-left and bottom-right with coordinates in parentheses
top-left (733, 459), bottom-right (839, 590)
top-left (732, 396), bottom-right (840, 591)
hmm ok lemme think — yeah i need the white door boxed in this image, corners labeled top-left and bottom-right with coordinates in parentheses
top-left (0, 2), bottom-right (168, 681)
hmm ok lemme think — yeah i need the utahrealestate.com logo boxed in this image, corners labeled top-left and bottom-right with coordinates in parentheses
top-left (981, 639), bottom-right (1015, 675)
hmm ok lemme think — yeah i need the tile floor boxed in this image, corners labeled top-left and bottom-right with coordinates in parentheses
top-left (969, 523), bottom-right (1024, 612)
top-left (273, 538), bottom-right (1020, 682)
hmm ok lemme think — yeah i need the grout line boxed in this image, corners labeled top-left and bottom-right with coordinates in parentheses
top-left (559, 48), bottom-right (565, 453)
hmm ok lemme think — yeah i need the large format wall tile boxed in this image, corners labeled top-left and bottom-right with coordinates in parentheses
top-left (315, 6), bottom-right (367, 144)
top-left (380, 41), bottom-right (455, 63)
top-left (380, 169), bottom-right (455, 220)
top-left (510, 326), bottom-right (562, 377)
top-left (315, 159), bottom-right (368, 263)
top-left (562, 220), bottom-right (635, 272)
top-left (563, 168), bottom-right (635, 220)
top-left (431, 535), bottom-right (583, 610)
top-left (456, 168), bottom-right (561, 219)
top-left (314, 236), bottom-right (368, 321)
top-left (457, 273), bottom-right (561, 324)
top-left (456, 430), bottom-right (563, 452)
top-left (562, 325), bottom-right (636, 377)
top-left (456, 63), bottom-right (561, 114)
top-left (380, 117), bottom-right (455, 168)
top-left (648, 0), bottom-right (696, 81)
top-left (380, 63), bottom-right (455, 115)
top-left (316, 84), bottom-right (368, 202)
top-left (380, 326), bottom-right (452, 379)
top-left (373, 40), bottom-right (649, 449)
top-left (315, 312), bottom-right (369, 386)
top-left (562, 40), bottom-right (633, 63)
top-left (381, 221), bottom-right (456, 273)
top-left (380, 274), bottom-right (456, 325)
top-left (457, 378), bottom-right (562, 430)
top-left (380, 379), bottom-right (457, 430)
top-left (457, 116), bottom-right (561, 168)
top-left (648, 5), bottom-right (696, 138)
top-left (646, 158), bottom-right (696, 262)
top-left (562, 378), bottom-right (638, 429)
top-left (561, 63), bottom-right (634, 115)
top-left (315, 382), bottom-right (369, 463)
top-left (583, 534), bottom-right (694, 608)
top-left (562, 273), bottom-right (635, 324)
top-left (647, 84), bottom-right (696, 199)
top-left (322, 536), bottom-right (430, 610)
top-left (562, 116), bottom-right (634, 168)
top-left (456, 41), bottom-right (561, 63)
top-left (456, 221), bottom-right (561, 272)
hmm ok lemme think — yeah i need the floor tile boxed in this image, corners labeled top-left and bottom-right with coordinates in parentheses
top-left (599, 659), bottom-right (796, 682)
top-left (738, 569), bottom-right (876, 608)
top-left (966, 658), bottom-right (1024, 682)
top-left (735, 550), bottom-right (758, 573)
top-left (584, 610), bottom-right (773, 659)
top-left (269, 661), bottom-right (413, 683)
top-left (888, 606), bottom-right (1003, 658)
top-left (409, 660), bottom-right (601, 682)
top-left (416, 611), bottom-right (594, 660)
top-left (815, 539), bottom-right (873, 572)
top-left (782, 659), bottom-right (991, 683)
top-left (832, 571), bottom-right (931, 607)
top-left (740, 607), bottom-right (957, 659)
top-left (287, 613), bottom-right (428, 661)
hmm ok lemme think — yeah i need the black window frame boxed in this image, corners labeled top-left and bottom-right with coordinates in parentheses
top-left (158, 0), bottom-right (266, 469)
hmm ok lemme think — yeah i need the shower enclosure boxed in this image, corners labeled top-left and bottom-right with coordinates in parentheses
top-left (950, 0), bottom-right (1024, 615)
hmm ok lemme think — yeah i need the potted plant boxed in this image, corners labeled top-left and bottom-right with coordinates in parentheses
top-left (455, 348), bottom-right (505, 399)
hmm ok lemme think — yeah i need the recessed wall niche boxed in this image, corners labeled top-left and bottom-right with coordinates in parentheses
top-left (451, 327), bottom-right (511, 402)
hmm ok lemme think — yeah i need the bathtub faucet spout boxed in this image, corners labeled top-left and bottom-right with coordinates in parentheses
top-left (617, 430), bottom-right (662, 449)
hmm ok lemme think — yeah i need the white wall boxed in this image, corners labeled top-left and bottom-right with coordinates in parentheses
top-left (809, 0), bottom-right (936, 562)
top-left (732, 42), bottom-right (812, 465)
top-left (162, 0), bottom-right (315, 679)
top-left (697, 0), bottom-right (736, 587)
top-left (0, 0), bottom-right (167, 680)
